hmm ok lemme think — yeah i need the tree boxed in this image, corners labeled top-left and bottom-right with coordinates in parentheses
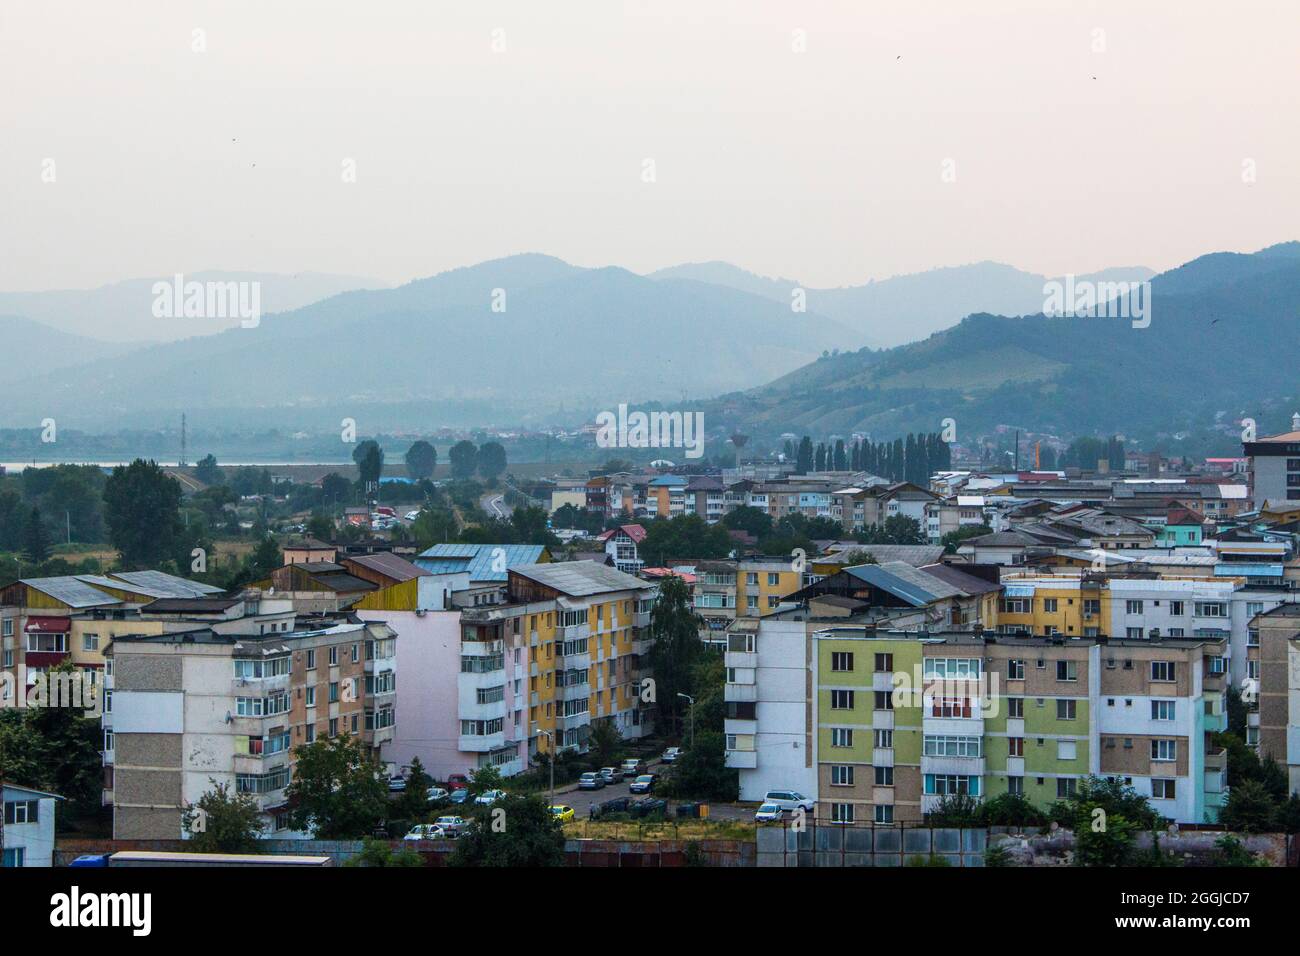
top-left (285, 735), bottom-right (389, 838)
top-left (352, 440), bottom-right (385, 490)
top-left (195, 454), bottom-right (224, 486)
top-left (795, 436), bottom-right (814, 474)
top-left (722, 505), bottom-right (772, 540)
top-left (183, 781), bottom-right (263, 852)
top-left (477, 442), bottom-right (507, 484)
top-left (449, 440), bottom-right (479, 480)
top-left (647, 575), bottom-right (703, 736)
top-left (837, 549), bottom-right (878, 567)
top-left (588, 719), bottom-right (624, 769)
top-left (940, 524), bottom-right (992, 554)
top-left (22, 506), bottom-right (50, 563)
top-left (449, 793), bottom-right (565, 867)
top-left (103, 459), bottom-right (183, 568)
top-left (1220, 780), bottom-right (1277, 833)
top-left (345, 839), bottom-right (424, 867)
top-left (659, 732), bottom-right (737, 801)
top-left (306, 511), bottom-right (335, 541)
top-left (397, 757), bottom-right (435, 821)
top-left (404, 440), bottom-right (437, 481)
top-left (320, 472), bottom-right (352, 508)
top-left (511, 505), bottom-right (558, 547)
top-left (411, 507), bottom-right (458, 547)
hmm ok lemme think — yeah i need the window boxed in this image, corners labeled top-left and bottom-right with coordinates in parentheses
top-left (873, 729), bottom-right (892, 749)
top-left (328, 682), bottom-right (339, 703)
top-left (874, 805), bottom-right (894, 824)
top-left (1152, 778), bottom-right (1176, 800)
top-left (1125, 600), bottom-right (1144, 614)
top-left (767, 572), bottom-right (780, 587)
top-left (923, 735), bottom-right (982, 757)
top-left (328, 646), bottom-right (339, 666)
top-left (1151, 739), bottom-right (1176, 762)
top-left (1007, 697), bottom-right (1024, 719)
top-left (1056, 699), bottom-right (1077, 720)
top-left (924, 658), bottom-right (980, 680)
top-left (831, 728), bottom-right (853, 748)
top-left (831, 803), bottom-right (855, 824)
top-left (1007, 659), bottom-right (1025, 680)
top-left (1126, 627), bottom-right (1144, 639)
top-left (831, 652), bottom-right (854, 672)
top-left (3, 800), bottom-right (38, 825)
top-left (0, 619), bottom-right (11, 637)
top-left (873, 691), bottom-right (893, 711)
top-left (831, 765), bottom-right (855, 786)
top-left (233, 657), bottom-right (290, 679)
top-left (831, 690), bottom-right (855, 710)
top-left (1056, 778), bottom-right (1077, 799)
top-left (82, 633), bottom-right (99, 652)
top-left (26, 631), bottom-right (68, 653)
top-left (1194, 602), bottom-right (1227, 618)
top-left (306, 648), bottom-right (316, 670)
top-left (304, 724), bottom-right (315, 743)
top-left (931, 696), bottom-right (971, 719)
top-left (1151, 700), bottom-right (1176, 721)
top-left (1169, 600), bottom-right (1184, 616)
top-left (1002, 598), bottom-right (1030, 614)
top-left (1056, 660), bottom-right (1077, 682)
top-left (1008, 737), bottom-right (1024, 757)
top-left (1043, 598), bottom-right (1058, 613)
top-left (874, 766), bottom-right (893, 785)
top-left (2, 848), bottom-right (26, 867)
top-left (305, 686), bottom-right (316, 707)
top-left (1057, 740), bottom-right (1077, 761)
top-left (1150, 661), bottom-right (1175, 682)
top-left (874, 652), bottom-right (893, 673)
top-left (746, 572), bottom-right (758, 586)
top-left (924, 774), bottom-right (980, 796)
top-left (1007, 776), bottom-right (1024, 796)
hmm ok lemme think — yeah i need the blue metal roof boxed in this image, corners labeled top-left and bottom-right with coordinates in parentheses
top-left (1215, 563), bottom-right (1282, 577)
top-left (648, 475), bottom-right (688, 486)
top-left (843, 563), bottom-right (938, 607)
top-left (416, 543), bottom-right (546, 582)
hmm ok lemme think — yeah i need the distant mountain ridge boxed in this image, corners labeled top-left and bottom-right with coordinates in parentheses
top-left (650, 260), bottom-right (1155, 348)
top-left (0, 270), bottom-right (391, 344)
top-left (699, 242), bottom-right (1300, 442)
top-left (0, 255), bottom-right (855, 430)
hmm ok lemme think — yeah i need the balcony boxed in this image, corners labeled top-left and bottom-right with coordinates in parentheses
top-left (725, 749), bottom-right (757, 769)
top-left (556, 711), bottom-right (591, 731)
top-left (459, 731), bottom-right (507, 752)
top-left (921, 755), bottom-right (986, 778)
top-left (725, 682), bottom-right (757, 702)
top-left (558, 649), bottom-right (591, 671)
top-left (725, 650), bottom-right (757, 670)
top-left (558, 682), bottom-right (591, 702)
top-left (558, 623), bottom-right (590, 643)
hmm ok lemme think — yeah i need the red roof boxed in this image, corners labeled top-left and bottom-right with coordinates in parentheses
top-left (25, 616), bottom-right (70, 633)
top-left (597, 524), bottom-right (647, 544)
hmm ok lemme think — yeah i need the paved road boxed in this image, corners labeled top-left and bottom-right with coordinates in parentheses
top-left (481, 493), bottom-right (507, 518)
top-left (545, 768), bottom-right (752, 822)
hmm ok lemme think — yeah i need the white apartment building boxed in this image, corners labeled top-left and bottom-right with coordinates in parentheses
top-left (725, 616), bottom-right (816, 802)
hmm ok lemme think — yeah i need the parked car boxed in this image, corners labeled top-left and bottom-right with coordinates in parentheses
top-left (661, 747), bottom-right (683, 764)
top-left (762, 790), bottom-right (816, 813)
top-left (388, 776), bottom-right (407, 793)
top-left (448, 788), bottom-right (470, 805)
top-left (594, 796), bottom-right (631, 818)
top-left (445, 774), bottom-right (470, 789)
top-left (629, 774), bottom-right (655, 794)
top-left (403, 823), bottom-right (446, 841)
top-left (404, 510), bottom-right (422, 521)
top-left (475, 789), bottom-right (507, 805)
top-left (620, 758), bottom-right (646, 777)
top-left (598, 767), bottom-right (623, 785)
top-left (550, 805), bottom-right (575, 823)
top-left (434, 815), bottom-right (467, 835)
top-left (577, 772), bottom-right (606, 791)
top-left (426, 787), bottom-right (450, 803)
top-left (628, 797), bottom-right (668, 819)
top-left (754, 803), bottom-right (785, 823)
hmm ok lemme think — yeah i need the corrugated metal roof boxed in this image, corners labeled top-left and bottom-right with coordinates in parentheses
top-left (20, 576), bottom-right (122, 608)
top-left (511, 561), bottom-right (654, 597)
top-left (345, 551), bottom-right (430, 582)
top-left (417, 543), bottom-right (547, 582)
top-left (107, 571), bottom-right (225, 598)
top-left (842, 562), bottom-right (944, 607)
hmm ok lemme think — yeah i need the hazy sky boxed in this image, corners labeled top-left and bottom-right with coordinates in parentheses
top-left (3, 0), bottom-right (1297, 291)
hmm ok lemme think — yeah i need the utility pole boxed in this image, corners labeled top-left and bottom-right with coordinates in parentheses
top-left (535, 726), bottom-right (555, 809)
top-left (677, 693), bottom-right (695, 750)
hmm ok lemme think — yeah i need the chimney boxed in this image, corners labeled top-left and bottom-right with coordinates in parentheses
top-left (1292, 412), bottom-right (1300, 432)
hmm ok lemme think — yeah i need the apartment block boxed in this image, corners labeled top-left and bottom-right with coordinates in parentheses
top-left (107, 610), bottom-right (396, 840)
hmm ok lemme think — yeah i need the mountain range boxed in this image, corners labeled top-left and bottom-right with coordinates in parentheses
top-left (650, 261), bottom-right (1155, 348)
top-left (0, 245), bottom-right (1294, 447)
top-left (701, 241), bottom-right (1300, 445)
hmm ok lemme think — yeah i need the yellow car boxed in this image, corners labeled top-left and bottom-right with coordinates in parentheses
top-left (550, 805), bottom-right (575, 822)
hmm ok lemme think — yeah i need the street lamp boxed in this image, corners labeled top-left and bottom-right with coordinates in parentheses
top-left (677, 693), bottom-right (695, 751)
top-left (534, 725), bottom-right (556, 810)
